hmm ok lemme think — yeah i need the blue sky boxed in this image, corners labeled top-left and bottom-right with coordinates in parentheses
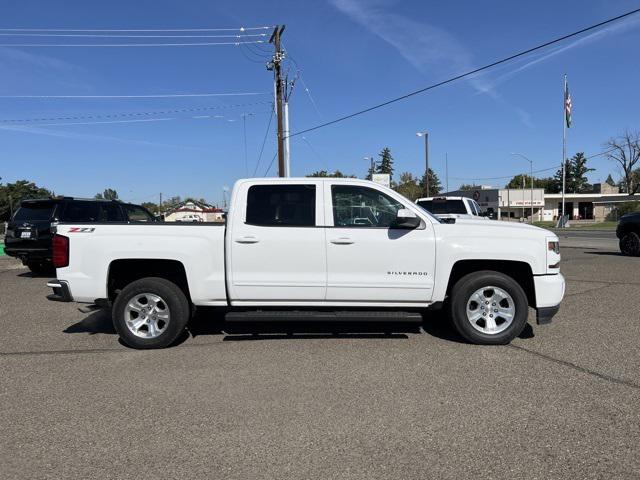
top-left (1, 0), bottom-right (639, 205)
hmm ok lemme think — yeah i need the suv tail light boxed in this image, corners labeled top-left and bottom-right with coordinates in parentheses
top-left (52, 234), bottom-right (69, 268)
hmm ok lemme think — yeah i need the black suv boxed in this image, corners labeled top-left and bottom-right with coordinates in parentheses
top-left (616, 211), bottom-right (640, 256)
top-left (5, 197), bottom-right (155, 273)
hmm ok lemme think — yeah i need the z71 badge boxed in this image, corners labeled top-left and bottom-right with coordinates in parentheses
top-left (68, 227), bottom-right (95, 233)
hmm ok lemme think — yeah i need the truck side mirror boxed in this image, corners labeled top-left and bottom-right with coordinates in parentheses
top-left (392, 208), bottom-right (421, 229)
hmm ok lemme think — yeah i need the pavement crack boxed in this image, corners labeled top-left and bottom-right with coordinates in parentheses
top-left (508, 344), bottom-right (640, 391)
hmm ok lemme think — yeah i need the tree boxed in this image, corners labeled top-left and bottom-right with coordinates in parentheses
top-left (393, 172), bottom-right (422, 201)
top-left (605, 174), bottom-right (616, 187)
top-left (504, 174), bottom-right (555, 193)
top-left (604, 129), bottom-right (640, 194)
top-left (567, 152), bottom-right (594, 193)
top-left (377, 147), bottom-right (394, 181)
top-left (95, 188), bottom-right (119, 200)
top-left (307, 170), bottom-right (355, 178)
top-left (458, 184), bottom-right (476, 191)
top-left (419, 168), bottom-right (442, 197)
top-left (141, 202), bottom-right (160, 215)
top-left (550, 152), bottom-right (594, 194)
top-left (0, 180), bottom-right (52, 221)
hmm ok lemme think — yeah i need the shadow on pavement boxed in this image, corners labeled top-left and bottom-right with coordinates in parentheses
top-left (64, 309), bottom-right (116, 335)
top-left (584, 251), bottom-right (623, 256)
top-left (62, 306), bottom-right (536, 344)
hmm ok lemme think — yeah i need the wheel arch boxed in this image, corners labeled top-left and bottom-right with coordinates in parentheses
top-left (445, 259), bottom-right (535, 307)
top-left (107, 259), bottom-right (191, 303)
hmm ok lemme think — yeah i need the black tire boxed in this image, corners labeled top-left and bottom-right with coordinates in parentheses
top-left (27, 261), bottom-right (54, 275)
top-left (112, 277), bottom-right (190, 349)
top-left (449, 270), bottom-right (529, 345)
top-left (619, 232), bottom-right (640, 256)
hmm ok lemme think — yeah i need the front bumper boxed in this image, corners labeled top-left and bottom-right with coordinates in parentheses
top-left (534, 273), bottom-right (565, 325)
top-left (46, 279), bottom-right (73, 302)
top-left (536, 305), bottom-right (560, 325)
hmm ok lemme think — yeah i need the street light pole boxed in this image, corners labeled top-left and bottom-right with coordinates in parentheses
top-left (363, 156), bottom-right (375, 179)
top-left (511, 153), bottom-right (534, 223)
top-left (416, 131), bottom-right (429, 195)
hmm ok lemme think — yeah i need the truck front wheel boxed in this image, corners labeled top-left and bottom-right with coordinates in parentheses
top-left (449, 271), bottom-right (528, 345)
top-left (112, 277), bottom-right (190, 349)
top-left (619, 232), bottom-right (640, 256)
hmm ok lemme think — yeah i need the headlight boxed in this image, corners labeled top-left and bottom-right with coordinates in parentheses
top-left (548, 241), bottom-right (560, 254)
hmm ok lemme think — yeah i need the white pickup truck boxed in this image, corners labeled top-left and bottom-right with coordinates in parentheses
top-left (416, 196), bottom-right (491, 221)
top-left (47, 178), bottom-right (564, 349)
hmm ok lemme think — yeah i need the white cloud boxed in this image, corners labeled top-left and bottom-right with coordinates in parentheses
top-left (329, 0), bottom-right (491, 94)
top-left (0, 123), bottom-right (205, 150)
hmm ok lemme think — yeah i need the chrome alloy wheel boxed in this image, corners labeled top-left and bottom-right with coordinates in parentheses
top-left (465, 286), bottom-right (515, 335)
top-left (124, 293), bottom-right (170, 339)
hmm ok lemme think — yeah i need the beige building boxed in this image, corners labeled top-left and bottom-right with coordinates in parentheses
top-left (542, 183), bottom-right (637, 222)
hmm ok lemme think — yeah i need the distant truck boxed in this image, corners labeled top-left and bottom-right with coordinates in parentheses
top-left (416, 196), bottom-right (491, 222)
top-left (47, 178), bottom-right (564, 349)
top-left (616, 211), bottom-right (640, 256)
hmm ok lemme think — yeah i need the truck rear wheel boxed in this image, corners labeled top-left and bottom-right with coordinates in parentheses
top-left (112, 277), bottom-right (190, 349)
top-left (619, 232), bottom-right (640, 256)
top-left (449, 271), bottom-right (528, 345)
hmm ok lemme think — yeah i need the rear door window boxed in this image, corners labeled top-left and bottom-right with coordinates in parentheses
top-left (61, 201), bottom-right (100, 222)
top-left (99, 203), bottom-right (125, 222)
top-left (246, 184), bottom-right (316, 226)
top-left (12, 202), bottom-right (55, 222)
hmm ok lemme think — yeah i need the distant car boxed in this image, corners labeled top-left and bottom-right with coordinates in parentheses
top-left (176, 214), bottom-right (203, 223)
top-left (416, 196), bottom-right (491, 222)
top-left (5, 197), bottom-right (155, 273)
top-left (616, 211), bottom-right (640, 256)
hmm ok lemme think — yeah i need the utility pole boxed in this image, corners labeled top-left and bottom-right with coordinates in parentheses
top-left (521, 175), bottom-right (525, 221)
top-left (445, 152), bottom-right (449, 193)
top-left (268, 25), bottom-right (286, 177)
top-left (416, 131), bottom-right (429, 195)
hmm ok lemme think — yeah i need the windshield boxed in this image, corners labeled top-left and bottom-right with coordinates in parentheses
top-left (417, 199), bottom-right (467, 215)
top-left (12, 202), bottom-right (55, 222)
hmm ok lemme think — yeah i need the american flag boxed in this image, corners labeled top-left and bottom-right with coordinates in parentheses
top-left (564, 81), bottom-right (572, 128)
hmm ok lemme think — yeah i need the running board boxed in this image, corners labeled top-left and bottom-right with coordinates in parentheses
top-left (225, 310), bottom-right (423, 323)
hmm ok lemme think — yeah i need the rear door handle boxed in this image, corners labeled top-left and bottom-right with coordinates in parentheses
top-left (330, 237), bottom-right (354, 245)
top-left (235, 235), bottom-right (260, 244)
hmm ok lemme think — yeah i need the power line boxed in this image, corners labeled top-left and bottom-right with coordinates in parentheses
top-left (0, 26), bottom-right (273, 32)
top-left (0, 92), bottom-right (268, 99)
top-left (0, 100), bottom-right (272, 124)
top-left (0, 40), bottom-right (267, 47)
top-left (287, 7), bottom-right (640, 139)
top-left (253, 106), bottom-right (275, 176)
top-left (449, 148), bottom-right (620, 181)
top-left (264, 152), bottom-right (278, 176)
top-left (0, 33), bottom-right (269, 38)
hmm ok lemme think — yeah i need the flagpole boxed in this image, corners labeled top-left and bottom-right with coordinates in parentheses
top-left (561, 74), bottom-right (567, 227)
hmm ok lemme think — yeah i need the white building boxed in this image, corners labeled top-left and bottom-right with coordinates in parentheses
top-left (443, 183), bottom-right (639, 222)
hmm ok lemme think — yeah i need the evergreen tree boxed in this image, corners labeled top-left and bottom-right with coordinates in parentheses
top-left (605, 174), bottom-right (616, 186)
top-left (551, 153), bottom-right (594, 194)
top-left (377, 147), bottom-right (394, 181)
top-left (419, 168), bottom-right (442, 197)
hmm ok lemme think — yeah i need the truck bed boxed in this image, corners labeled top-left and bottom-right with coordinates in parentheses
top-left (55, 223), bottom-right (227, 305)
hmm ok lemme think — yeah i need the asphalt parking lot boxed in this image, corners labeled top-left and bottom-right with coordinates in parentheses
top-left (1, 233), bottom-right (639, 480)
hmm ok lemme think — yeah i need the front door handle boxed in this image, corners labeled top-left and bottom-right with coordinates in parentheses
top-left (235, 235), bottom-right (260, 244)
top-left (330, 237), bottom-right (354, 245)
